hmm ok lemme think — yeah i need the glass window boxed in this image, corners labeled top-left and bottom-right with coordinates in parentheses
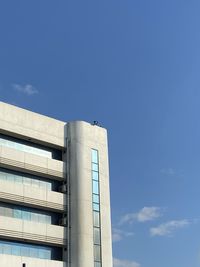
top-left (94, 228), bottom-right (101, 245)
top-left (91, 149), bottom-right (102, 266)
top-left (92, 149), bottom-right (98, 163)
top-left (0, 134), bottom-right (62, 160)
top-left (94, 262), bottom-right (101, 267)
top-left (22, 210), bottom-right (31, 221)
top-left (93, 203), bottom-right (100, 212)
top-left (15, 175), bottom-right (23, 183)
top-left (0, 243), bottom-right (3, 254)
top-left (21, 245), bottom-right (30, 257)
top-left (31, 212), bottom-right (39, 222)
top-left (0, 206), bottom-right (5, 216)
top-left (12, 244), bottom-right (21, 256)
top-left (46, 215), bottom-right (52, 224)
top-left (14, 209), bottom-right (22, 219)
top-left (0, 203), bottom-right (54, 225)
top-left (92, 163), bottom-right (99, 172)
top-left (92, 171), bottom-right (99, 181)
top-left (0, 168), bottom-right (54, 192)
top-left (0, 171), bottom-right (6, 180)
top-left (39, 248), bottom-right (51, 259)
top-left (93, 194), bottom-right (100, 204)
top-left (46, 182), bottom-right (52, 191)
top-left (32, 179), bottom-right (39, 188)
top-left (23, 177), bottom-right (32, 186)
top-left (3, 244), bottom-right (12, 255)
top-left (93, 180), bottom-right (99, 194)
top-left (4, 207), bottom-right (13, 217)
top-left (30, 247), bottom-right (38, 258)
top-left (94, 245), bottom-right (101, 262)
top-left (0, 241), bottom-right (57, 260)
top-left (93, 211), bottom-right (100, 227)
top-left (45, 248), bottom-right (51, 259)
top-left (7, 173), bottom-right (15, 182)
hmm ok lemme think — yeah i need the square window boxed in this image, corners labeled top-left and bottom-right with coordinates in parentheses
top-left (94, 262), bottom-right (101, 267)
top-left (92, 163), bottom-right (98, 172)
top-left (93, 194), bottom-right (100, 204)
top-left (93, 203), bottom-right (100, 212)
top-left (93, 180), bottom-right (99, 194)
top-left (92, 171), bottom-right (99, 181)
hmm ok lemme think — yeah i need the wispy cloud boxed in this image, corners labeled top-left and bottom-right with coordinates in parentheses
top-left (114, 258), bottom-right (140, 267)
top-left (119, 207), bottom-right (162, 225)
top-left (112, 228), bottom-right (134, 242)
top-left (12, 84), bottom-right (38, 95)
top-left (160, 168), bottom-right (176, 175)
top-left (150, 219), bottom-right (190, 237)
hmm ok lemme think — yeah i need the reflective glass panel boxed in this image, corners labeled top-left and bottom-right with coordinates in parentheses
top-left (93, 203), bottom-right (100, 211)
top-left (92, 171), bottom-right (99, 181)
top-left (93, 180), bottom-right (99, 194)
top-left (21, 245), bottom-right (30, 257)
top-left (0, 168), bottom-right (53, 191)
top-left (93, 194), bottom-right (100, 203)
top-left (12, 245), bottom-right (21, 256)
top-left (14, 209), bottom-right (22, 219)
top-left (94, 245), bottom-right (101, 261)
top-left (94, 262), bottom-right (101, 267)
top-left (93, 211), bottom-right (100, 227)
top-left (94, 228), bottom-right (101, 245)
top-left (0, 241), bottom-right (54, 260)
top-left (22, 211), bottom-right (31, 221)
top-left (3, 244), bottom-right (11, 254)
top-left (0, 171), bottom-right (6, 180)
top-left (92, 149), bottom-right (98, 163)
top-left (92, 163), bottom-right (98, 172)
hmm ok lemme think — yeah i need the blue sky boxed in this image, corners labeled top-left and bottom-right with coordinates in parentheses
top-left (0, 1), bottom-right (200, 266)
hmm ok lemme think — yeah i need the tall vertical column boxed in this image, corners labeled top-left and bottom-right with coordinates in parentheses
top-left (67, 121), bottom-right (113, 267)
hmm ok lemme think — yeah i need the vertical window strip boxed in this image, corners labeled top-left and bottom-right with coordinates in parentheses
top-left (92, 149), bottom-right (102, 267)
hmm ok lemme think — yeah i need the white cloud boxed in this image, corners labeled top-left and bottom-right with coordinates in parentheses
top-left (12, 84), bottom-right (38, 95)
top-left (113, 258), bottom-right (140, 267)
top-left (160, 168), bottom-right (176, 175)
top-left (112, 228), bottom-right (134, 242)
top-left (150, 220), bottom-right (190, 237)
top-left (119, 207), bottom-right (162, 225)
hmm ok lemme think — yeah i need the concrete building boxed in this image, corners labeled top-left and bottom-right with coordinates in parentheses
top-left (0, 102), bottom-right (113, 267)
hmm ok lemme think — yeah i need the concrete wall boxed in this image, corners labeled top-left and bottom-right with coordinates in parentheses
top-left (0, 216), bottom-right (65, 246)
top-left (0, 145), bottom-right (65, 180)
top-left (68, 121), bottom-right (113, 267)
top-left (0, 179), bottom-right (65, 212)
top-left (0, 102), bottom-right (66, 148)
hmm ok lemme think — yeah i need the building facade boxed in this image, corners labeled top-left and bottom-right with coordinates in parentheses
top-left (0, 102), bottom-right (113, 267)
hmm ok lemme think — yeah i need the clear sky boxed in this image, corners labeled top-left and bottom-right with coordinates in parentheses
top-left (0, 1), bottom-right (200, 266)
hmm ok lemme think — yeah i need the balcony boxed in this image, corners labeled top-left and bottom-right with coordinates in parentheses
top-left (0, 145), bottom-right (66, 180)
top-left (0, 254), bottom-right (66, 267)
top-left (0, 216), bottom-right (66, 246)
top-left (0, 179), bottom-right (66, 212)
